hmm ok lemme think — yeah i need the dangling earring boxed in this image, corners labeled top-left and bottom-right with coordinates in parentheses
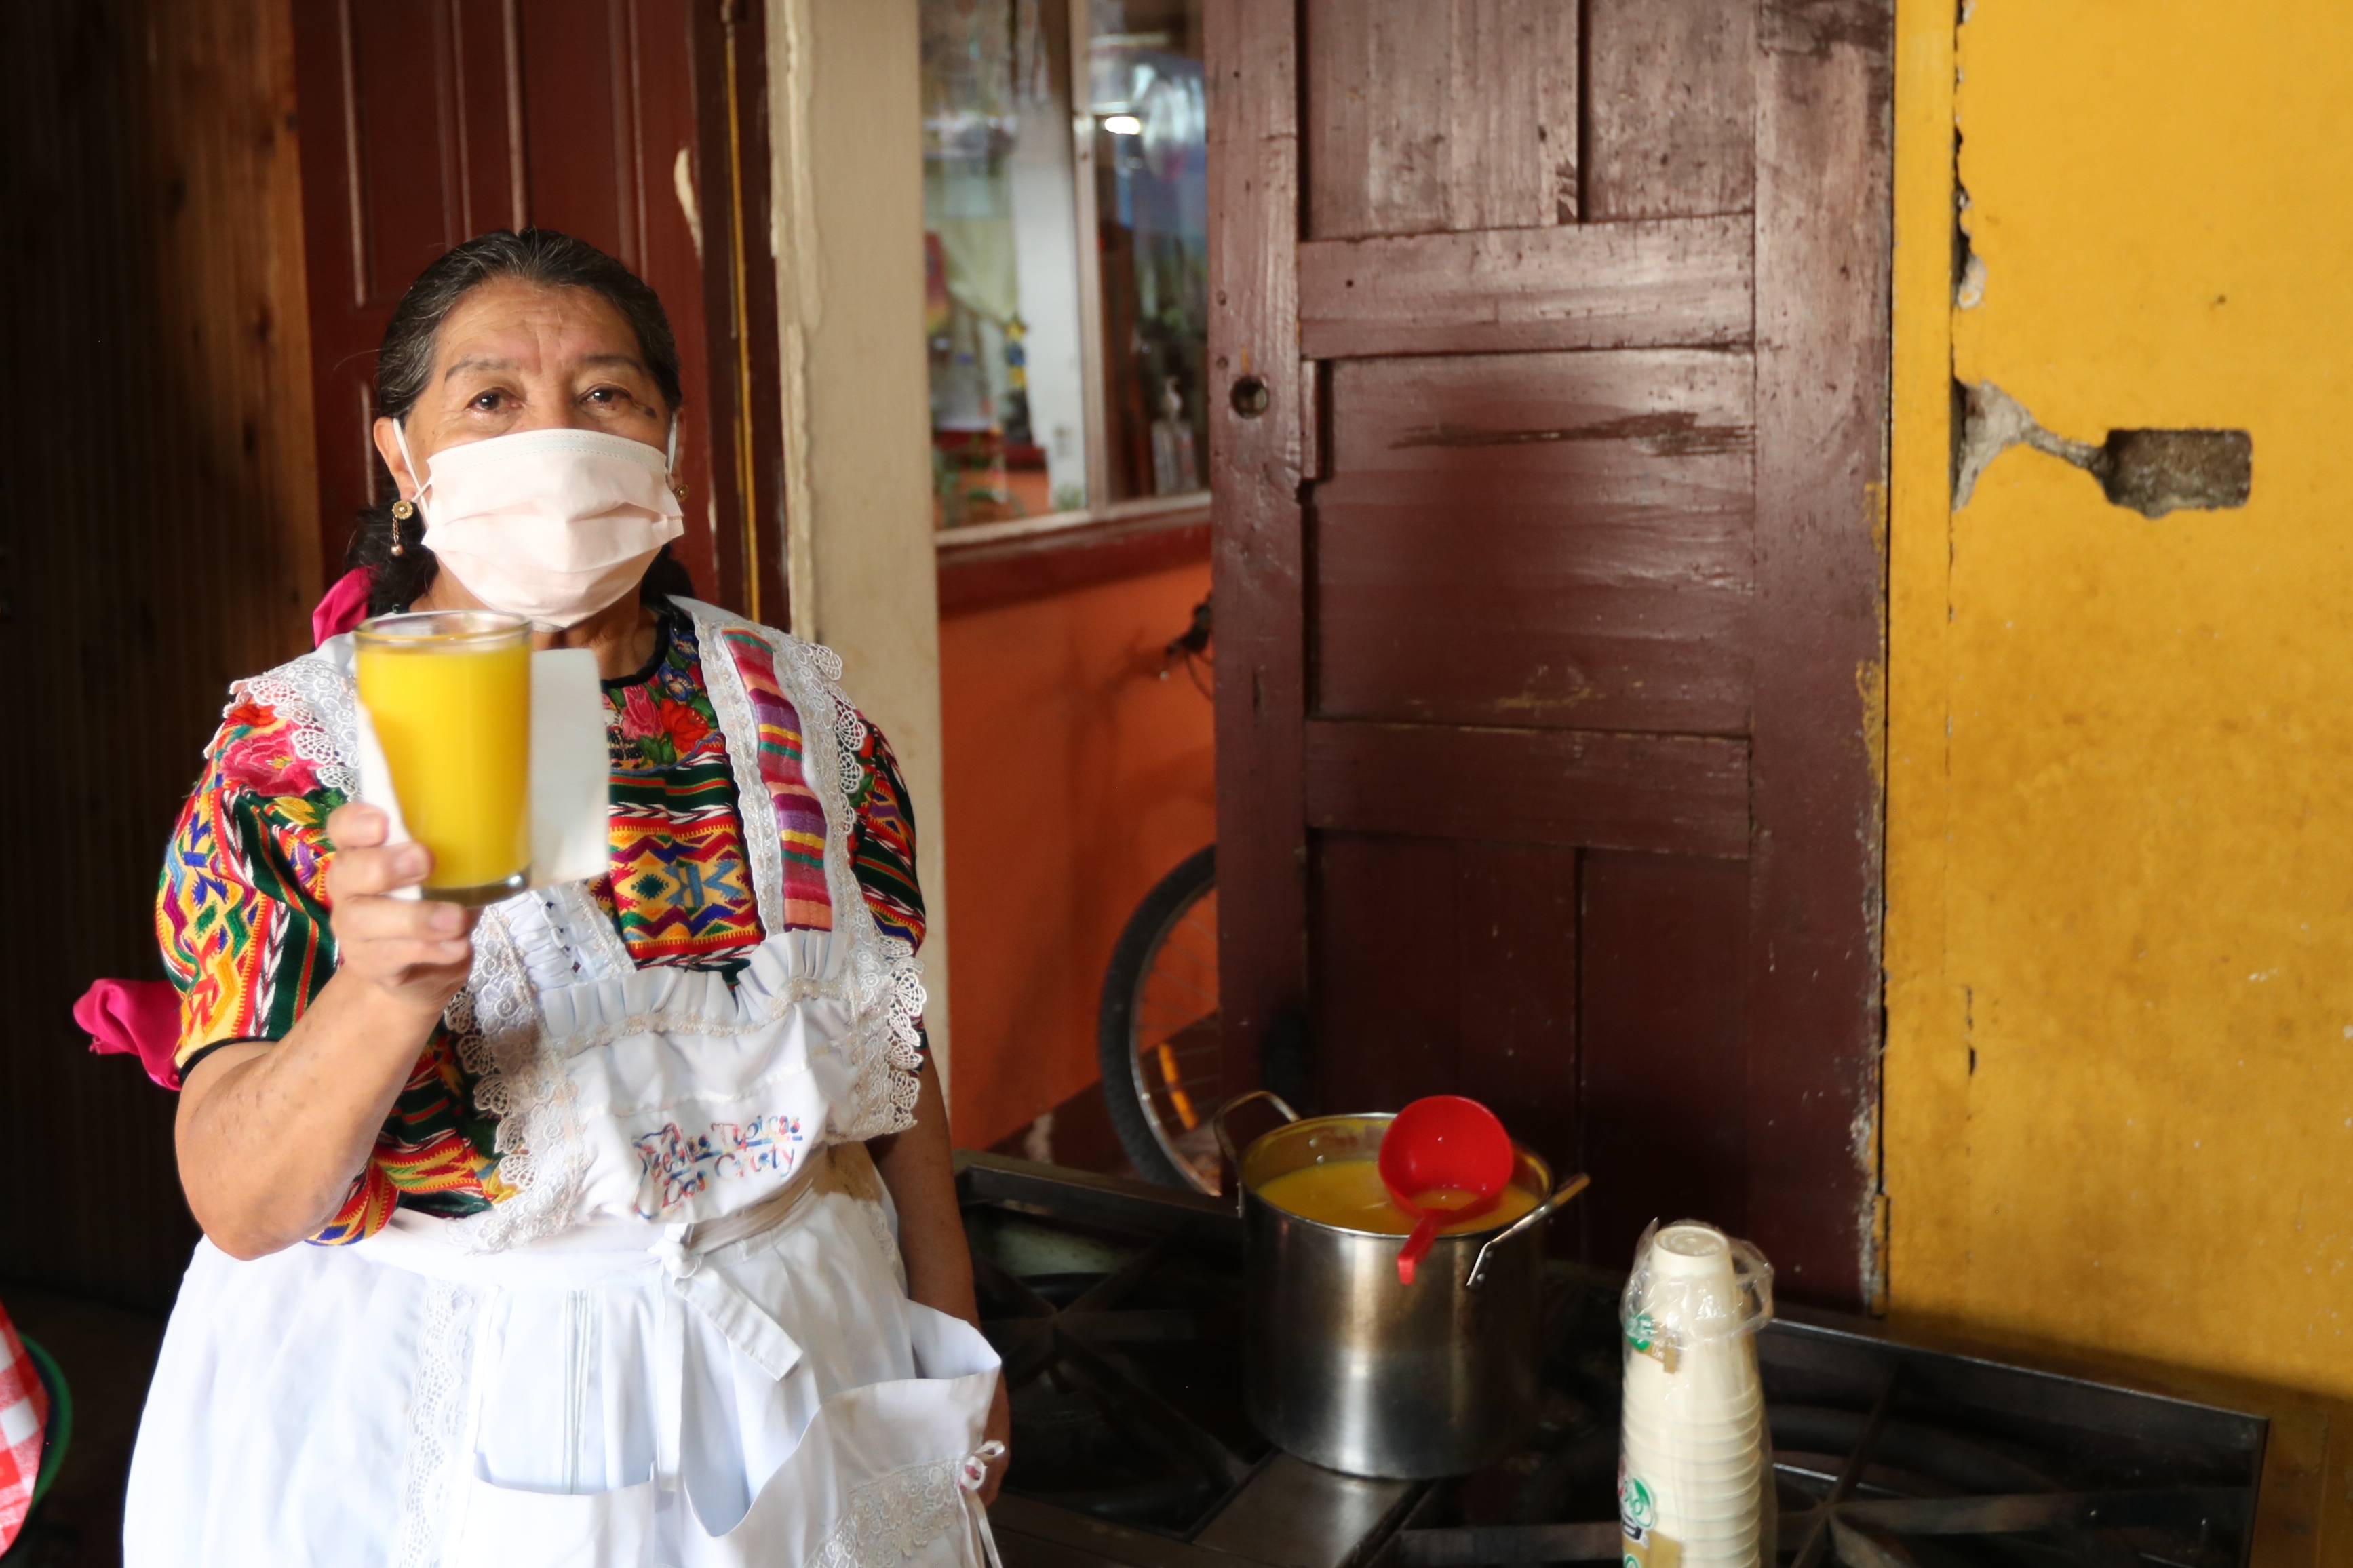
top-left (390, 497), bottom-right (414, 556)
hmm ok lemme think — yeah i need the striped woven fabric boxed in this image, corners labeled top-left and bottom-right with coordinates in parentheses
top-left (158, 756), bottom-right (336, 1063)
top-left (716, 627), bottom-right (836, 930)
top-left (847, 726), bottom-right (924, 949)
top-left (712, 625), bottom-right (927, 948)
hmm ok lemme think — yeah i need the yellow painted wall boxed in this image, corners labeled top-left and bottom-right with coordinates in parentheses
top-left (1887, 1), bottom-right (2353, 1397)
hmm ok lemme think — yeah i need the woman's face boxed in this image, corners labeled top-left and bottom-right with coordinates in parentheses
top-left (370, 277), bottom-right (672, 502)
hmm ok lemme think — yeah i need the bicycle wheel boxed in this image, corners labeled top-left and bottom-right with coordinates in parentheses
top-left (1097, 846), bottom-right (1223, 1192)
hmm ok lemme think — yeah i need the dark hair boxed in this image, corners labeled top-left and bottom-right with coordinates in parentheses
top-left (347, 227), bottom-right (697, 612)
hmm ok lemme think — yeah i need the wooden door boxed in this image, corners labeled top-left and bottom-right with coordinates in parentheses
top-left (290, 0), bottom-right (786, 621)
top-left (1208, 1), bottom-right (1890, 1305)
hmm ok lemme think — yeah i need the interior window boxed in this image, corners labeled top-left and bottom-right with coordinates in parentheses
top-left (921, 0), bottom-right (1208, 532)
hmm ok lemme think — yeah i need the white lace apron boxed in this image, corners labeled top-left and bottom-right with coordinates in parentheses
top-left (123, 602), bottom-right (1000, 1568)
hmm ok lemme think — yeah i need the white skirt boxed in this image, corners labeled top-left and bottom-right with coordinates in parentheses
top-left (125, 1145), bottom-right (1002, 1568)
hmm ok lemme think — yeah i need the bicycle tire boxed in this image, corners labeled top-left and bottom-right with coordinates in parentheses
top-left (1096, 845), bottom-right (1219, 1191)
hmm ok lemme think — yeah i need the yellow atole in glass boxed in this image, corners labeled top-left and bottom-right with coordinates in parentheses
top-left (353, 610), bottom-right (532, 903)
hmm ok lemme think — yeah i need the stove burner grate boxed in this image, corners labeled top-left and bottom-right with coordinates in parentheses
top-left (973, 1214), bottom-right (1270, 1539)
top-left (958, 1156), bottom-right (2270, 1568)
top-left (1382, 1280), bottom-right (2266, 1568)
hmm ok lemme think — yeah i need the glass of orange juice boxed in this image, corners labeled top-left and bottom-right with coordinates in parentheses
top-left (353, 610), bottom-right (532, 905)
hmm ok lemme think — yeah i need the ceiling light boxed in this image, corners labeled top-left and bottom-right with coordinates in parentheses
top-left (1104, 114), bottom-right (1143, 136)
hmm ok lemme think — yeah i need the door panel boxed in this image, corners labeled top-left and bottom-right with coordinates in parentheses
top-left (1450, 840), bottom-right (1580, 1175)
top-left (1312, 349), bottom-right (1754, 735)
top-left (1297, 215), bottom-right (1753, 360)
top-left (1312, 833), bottom-right (1460, 1116)
top-left (517, 0), bottom-right (637, 262)
top-left (1312, 834), bottom-right (1581, 1181)
top-left (1578, 849), bottom-right (1748, 1267)
top-left (1301, 0), bottom-right (1580, 239)
top-left (1304, 723), bottom-right (1749, 859)
top-left (1209, 0), bottom-right (1890, 1303)
top-left (1582, 0), bottom-right (1757, 222)
top-left (346, 2), bottom-right (487, 305)
top-left (293, 0), bottom-right (785, 621)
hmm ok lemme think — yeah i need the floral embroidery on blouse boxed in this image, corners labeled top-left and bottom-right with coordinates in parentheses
top-left (214, 694), bottom-right (327, 798)
top-left (155, 600), bottom-right (924, 1246)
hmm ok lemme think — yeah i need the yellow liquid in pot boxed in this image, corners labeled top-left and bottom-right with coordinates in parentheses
top-left (1256, 1158), bottom-right (1541, 1235)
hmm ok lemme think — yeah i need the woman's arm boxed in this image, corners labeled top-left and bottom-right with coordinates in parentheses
top-left (175, 804), bottom-right (476, 1259)
top-left (869, 1061), bottom-right (1012, 1502)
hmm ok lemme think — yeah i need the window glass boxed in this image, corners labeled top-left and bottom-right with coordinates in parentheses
top-left (1085, 0), bottom-right (1207, 505)
top-left (920, 0), bottom-right (1205, 530)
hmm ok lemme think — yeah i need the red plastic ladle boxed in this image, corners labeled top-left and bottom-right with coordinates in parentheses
top-left (1378, 1095), bottom-right (1516, 1284)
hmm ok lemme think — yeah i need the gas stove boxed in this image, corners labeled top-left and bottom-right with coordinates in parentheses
top-left (958, 1152), bottom-right (2276, 1568)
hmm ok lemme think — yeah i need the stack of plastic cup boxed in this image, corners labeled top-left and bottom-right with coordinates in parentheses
top-left (1617, 1220), bottom-right (1775, 1568)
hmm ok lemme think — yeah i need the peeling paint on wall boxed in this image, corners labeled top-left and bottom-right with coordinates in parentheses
top-left (1953, 250), bottom-right (1986, 311)
top-left (1953, 381), bottom-right (2252, 517)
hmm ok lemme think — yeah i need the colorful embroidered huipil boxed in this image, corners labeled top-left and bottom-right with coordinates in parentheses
top-left (155, 600), bottom-right (924, 1244)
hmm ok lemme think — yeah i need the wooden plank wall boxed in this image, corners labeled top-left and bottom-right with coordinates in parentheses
top-left (0, 0), bottom-right (317, 1307)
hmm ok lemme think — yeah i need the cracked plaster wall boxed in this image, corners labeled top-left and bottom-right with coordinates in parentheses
top-left (1886, 0), bottom-right (2353, 1403)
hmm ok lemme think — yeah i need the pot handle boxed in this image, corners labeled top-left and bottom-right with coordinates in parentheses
top-left (1211, 1090), bottom-right (1300, 1216)
top-left (1467, 1173), bottom-right (1591, 1289)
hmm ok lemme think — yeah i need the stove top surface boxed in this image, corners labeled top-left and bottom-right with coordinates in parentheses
top-left (959, 1154), bottom-right (2270, 1568)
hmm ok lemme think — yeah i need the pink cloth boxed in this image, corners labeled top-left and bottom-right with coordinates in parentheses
top-left (312, 566), bottom-right (372, 646)
top-left (75, 978), bottom-right (184, 1091)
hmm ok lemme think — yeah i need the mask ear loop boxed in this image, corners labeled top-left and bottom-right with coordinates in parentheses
top-left (665, 416), bottom-right (687, 500)
top-left (388, 419), bottom-right (432, 556)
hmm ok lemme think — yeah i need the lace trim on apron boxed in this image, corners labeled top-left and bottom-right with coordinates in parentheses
top-left (809, 1444), bottom-right (1007, 1568)
top-left (449, 901), bottom-right (592, 1250)
top-left (393, 1277), bottom-right (483, 1568)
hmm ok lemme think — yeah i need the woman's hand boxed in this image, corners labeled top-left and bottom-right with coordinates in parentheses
top-left (324, 803), bottom-right (477, 1017)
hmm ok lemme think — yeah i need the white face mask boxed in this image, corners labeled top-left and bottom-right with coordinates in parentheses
top-left (396, 423), bottom-right (687, 631)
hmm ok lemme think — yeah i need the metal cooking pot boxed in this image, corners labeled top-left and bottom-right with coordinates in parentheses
top-left (1216, 1092), bottom-right (1589, 1480)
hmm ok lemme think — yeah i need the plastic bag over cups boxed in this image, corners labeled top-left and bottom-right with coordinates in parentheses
top-left (1622, 1217), bottom-right (1773, 1354)
top-left (1618, 1220), bottom-right (1776, 1568)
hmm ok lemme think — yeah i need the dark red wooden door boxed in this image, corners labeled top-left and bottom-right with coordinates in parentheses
top-left (290, 0), bottom-right (785, 621)
top-left (1208, 0), bottom-right (1890, 1305)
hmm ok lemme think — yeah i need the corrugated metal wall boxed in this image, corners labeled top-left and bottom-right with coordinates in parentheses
top-left (0, 0), bottom-right (317, 1308)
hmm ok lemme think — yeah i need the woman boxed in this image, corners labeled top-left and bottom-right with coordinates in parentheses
top-left (129, 229), bottom-right (1009, 1567)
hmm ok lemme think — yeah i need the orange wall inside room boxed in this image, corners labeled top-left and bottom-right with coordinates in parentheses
top-left (937, 557), bottom-right (1216, 1151)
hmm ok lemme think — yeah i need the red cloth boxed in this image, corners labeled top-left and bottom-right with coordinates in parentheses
top-left (0, 1297), bottom-right (49, 1553)
top-left (312, 566), bottom-right (372, 646)
top-left (75, 977), bottom-right (184, 1091)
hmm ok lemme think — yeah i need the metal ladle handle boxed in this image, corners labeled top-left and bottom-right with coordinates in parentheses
top-left (1467, 1173), bottom-right (1592, 1289)
top-left (1211, 1090), bottom-right (1300, 1217)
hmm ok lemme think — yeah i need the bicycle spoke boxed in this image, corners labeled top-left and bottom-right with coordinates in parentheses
top-left (1139, 973), bottom-right (1218, 1010)
top-left (1150, 942), bottom-right (1218, 985)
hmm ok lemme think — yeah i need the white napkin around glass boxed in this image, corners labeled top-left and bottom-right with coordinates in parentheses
top-left (352, 647), bottom-right (608, 900)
